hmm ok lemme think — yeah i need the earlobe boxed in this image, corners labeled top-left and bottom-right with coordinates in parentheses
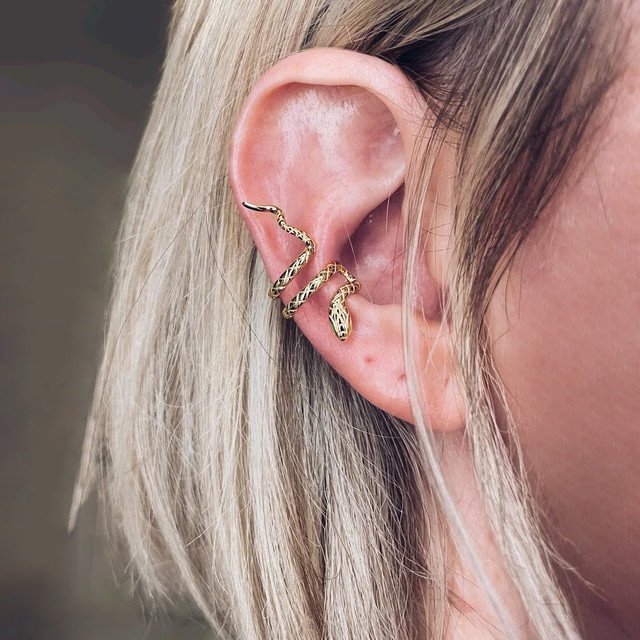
top-left (229, 47), bottom-right (465, 431)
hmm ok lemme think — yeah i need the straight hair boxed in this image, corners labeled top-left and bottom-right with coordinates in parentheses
top-left (72, 1), bottom-right (624, 638)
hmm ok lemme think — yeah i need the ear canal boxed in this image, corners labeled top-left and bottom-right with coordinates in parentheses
top-left (241, 201), bottom-right (361, 341)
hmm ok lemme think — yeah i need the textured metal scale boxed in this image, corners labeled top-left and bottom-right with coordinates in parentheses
top-left (242, 201), bottom-right (361, 341)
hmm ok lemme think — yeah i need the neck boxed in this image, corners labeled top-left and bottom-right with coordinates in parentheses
top-left (435, 431), bottom-right (533, 640)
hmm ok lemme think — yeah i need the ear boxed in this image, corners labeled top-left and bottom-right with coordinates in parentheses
top-left (229, 47), bottom-right (464, 430)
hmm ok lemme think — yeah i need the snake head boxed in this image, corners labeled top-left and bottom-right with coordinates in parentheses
top-left (329, 292), bottom-right (353, 341)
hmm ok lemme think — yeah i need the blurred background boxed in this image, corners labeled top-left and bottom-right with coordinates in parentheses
top-left (1, 2), bottom-right (208, 638)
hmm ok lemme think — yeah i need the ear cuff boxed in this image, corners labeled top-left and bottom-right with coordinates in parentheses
top-left (242, 201), bottom-right (360, 341)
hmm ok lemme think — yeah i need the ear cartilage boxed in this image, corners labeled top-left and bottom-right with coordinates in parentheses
top-left (241, 201), bottom-right (361, 341)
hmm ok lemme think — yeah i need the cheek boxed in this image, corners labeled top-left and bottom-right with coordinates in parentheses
top-left (485, 76), bottom-right (640, 604)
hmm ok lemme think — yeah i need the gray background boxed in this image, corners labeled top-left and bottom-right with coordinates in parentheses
top-left (1, 2), bottom-right (208, 638)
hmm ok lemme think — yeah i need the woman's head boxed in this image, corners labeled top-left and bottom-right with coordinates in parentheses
top-left (73, 1), bottom-right (638, 638)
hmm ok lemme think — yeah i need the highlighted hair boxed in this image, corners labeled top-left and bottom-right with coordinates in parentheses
top-left (73, 1), bottom-right (623, 638)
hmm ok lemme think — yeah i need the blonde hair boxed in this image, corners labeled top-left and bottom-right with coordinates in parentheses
top-left (72, 1), bottom-right (623, 638)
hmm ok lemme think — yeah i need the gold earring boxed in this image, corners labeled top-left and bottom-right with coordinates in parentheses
top-left (242, 201), bottom-right (361, 341)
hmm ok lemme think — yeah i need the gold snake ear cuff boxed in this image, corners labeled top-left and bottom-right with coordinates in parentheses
top-left (242, 201), bottom-right (361, 341)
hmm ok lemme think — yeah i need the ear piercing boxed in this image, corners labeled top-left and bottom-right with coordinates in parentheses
top-left (242, 201), bottom-right (360, 341)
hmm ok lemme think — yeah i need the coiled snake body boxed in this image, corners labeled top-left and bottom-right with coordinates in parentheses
top-left (242, 201), bottom-right (360, 341)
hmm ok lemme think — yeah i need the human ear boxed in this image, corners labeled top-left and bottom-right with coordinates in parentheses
top-left (229, 47), bottom-right (464, 430)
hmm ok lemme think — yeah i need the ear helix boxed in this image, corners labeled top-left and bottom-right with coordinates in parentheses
top-left (242, 201), bottom-right (361, 341)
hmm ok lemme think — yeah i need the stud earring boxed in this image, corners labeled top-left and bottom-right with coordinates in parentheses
top-left (242, 201), bottom-right (361, 341)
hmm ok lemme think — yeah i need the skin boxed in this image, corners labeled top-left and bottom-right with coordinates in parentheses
top-left (230, 52), bottom-right (465, 431)
top-left (486, 4), bottom-right (640, 637)
top-left (230, 3), bottom-right (639, 636)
